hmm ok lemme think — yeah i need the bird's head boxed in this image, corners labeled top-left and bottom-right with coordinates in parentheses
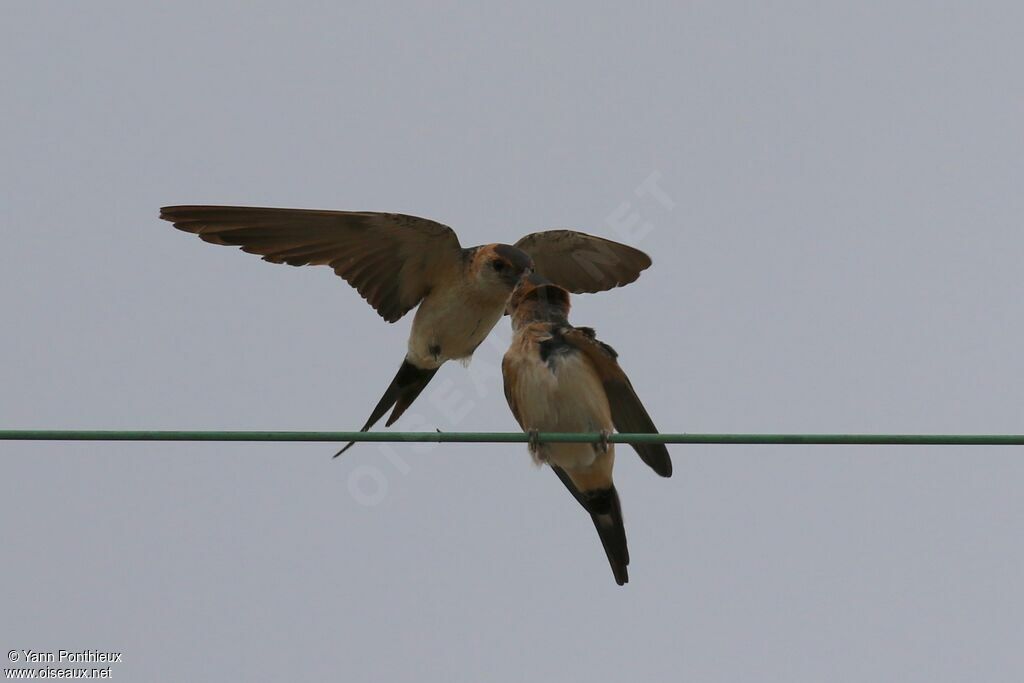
top-left (472, 244), bottom-right (535, 295)
top-left (507, 272), bottom-right (571, 328)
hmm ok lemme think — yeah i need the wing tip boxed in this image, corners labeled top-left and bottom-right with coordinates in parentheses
top-left (158, 205), bottom-right (181, 224)
top-left (159, 205), bottom-right (204, 221)
top-left (653, 457), bottom-right (673, 478)
top-left (637, 443), bottom-right (673, 477)
top-left (158, 205), bottom-right (215, 235)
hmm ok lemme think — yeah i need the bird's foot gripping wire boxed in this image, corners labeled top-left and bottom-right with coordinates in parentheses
top-left (597, 429), bottom-right (613, 453)
top-left (527, 429), bottom-right (541, 456)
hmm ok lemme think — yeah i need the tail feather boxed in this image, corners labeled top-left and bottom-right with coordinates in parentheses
top-left (334, 360), bottom-right (438, 457)
top-left (588, 487), bottom-right (629, 586)
top-left (552, 467), bottom-right (629, 586)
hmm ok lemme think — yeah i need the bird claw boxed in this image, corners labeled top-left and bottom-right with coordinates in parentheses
top-left (527, 429), bottom-right (541, 455)
top-left (598, 429), bottom-right (612, 453)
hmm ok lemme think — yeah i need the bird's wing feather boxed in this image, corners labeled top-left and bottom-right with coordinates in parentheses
top-left (514, 230), bottom-right (651, 294)
top-left (160, 205), bottom-right (463, 322)
top-left (562, 327), bottom-right (672, 477)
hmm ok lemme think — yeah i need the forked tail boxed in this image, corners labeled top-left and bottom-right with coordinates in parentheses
top-left (333, 360), bottom-right (439, 457)
top-left (552, 466), bottom-right (629, 585)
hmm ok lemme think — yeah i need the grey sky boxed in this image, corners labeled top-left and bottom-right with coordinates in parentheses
top-left (2, 2), bottom-right (1023, 681)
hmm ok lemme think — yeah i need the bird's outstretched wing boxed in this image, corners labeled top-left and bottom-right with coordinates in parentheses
top-left (160, 205), bottom-right (464, 323)
top-left (562, 327), bottom-right (672, 477)
top-left (514, 230), bottom-right (651, 294)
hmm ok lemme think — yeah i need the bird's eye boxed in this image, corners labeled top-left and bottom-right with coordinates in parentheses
top-left (492, 260), bottom-right (506, 272)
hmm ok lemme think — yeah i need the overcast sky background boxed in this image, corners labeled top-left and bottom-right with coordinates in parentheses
top-left (2, 2), bottom-right (1023, 681)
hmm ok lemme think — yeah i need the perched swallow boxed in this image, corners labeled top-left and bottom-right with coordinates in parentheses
top-left (159, 206), bottom-right (652, 453)
top-left (502, 274), bottom-right (671, 585)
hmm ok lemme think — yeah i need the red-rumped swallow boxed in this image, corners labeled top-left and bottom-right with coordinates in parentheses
top-left (502, 274), bottom-right (671, 585)
top-left (159, 206), bottom-right (652, 454)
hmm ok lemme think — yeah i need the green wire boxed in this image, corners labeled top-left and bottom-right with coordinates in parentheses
top-left (1, 431), bottom-right (1023, 445)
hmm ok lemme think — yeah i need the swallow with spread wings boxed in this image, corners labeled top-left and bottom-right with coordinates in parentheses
top-left (160, 206), bottom-right (652, 454)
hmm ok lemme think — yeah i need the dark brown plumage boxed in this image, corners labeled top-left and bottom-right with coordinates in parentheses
top-left (160, 206), bottom-right (459, 323)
